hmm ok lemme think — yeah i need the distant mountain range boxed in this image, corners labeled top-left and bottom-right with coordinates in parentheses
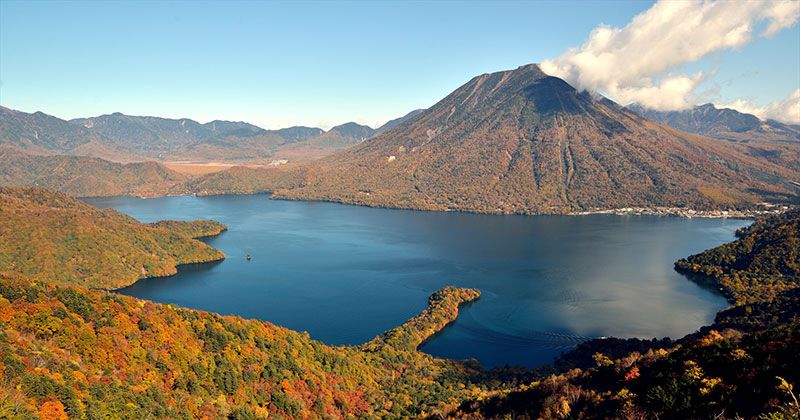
top-left (0, 106), bottom-right (407, 162)
top-left (70, 113), bottom-right (269, 152)
top-left (271, 64), bottom-right (799, 213)
top-left (0, 106), bottom-right (107, 155)
top-left (1, 65), bottom-right (799, 212)
top-left (626, 103), bottom-right (799, 142)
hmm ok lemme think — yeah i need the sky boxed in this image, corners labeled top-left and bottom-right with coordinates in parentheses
top-left (1, 0), bottom-right (798, 129)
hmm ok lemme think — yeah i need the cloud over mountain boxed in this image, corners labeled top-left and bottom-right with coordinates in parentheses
top-left (719, 89), bottom-right (800, 125)
top-left (541, 0), bottom-right (800, 113)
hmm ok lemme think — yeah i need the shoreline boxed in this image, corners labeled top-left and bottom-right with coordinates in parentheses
top-left (568, 206), bottom-right (789, 219)
top-left (272, 197), bottom-right (791, 219)
top-left (105, 222), bottom-right (228, 292)
top-left (94, 195), bottom-right (753, 370)
top-left (96, 189), bottom-right (792, 220)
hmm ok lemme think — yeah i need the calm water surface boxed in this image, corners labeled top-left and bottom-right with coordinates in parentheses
top-left (85, 195), bottom-right (746, 367)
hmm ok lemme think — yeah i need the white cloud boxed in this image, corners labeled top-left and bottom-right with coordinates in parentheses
top-left (541, 0), bottom-right (800, 112)
top-left (717, 98), bottom-right (767, 118)
top-left (720, 89), bottom-right (800, 124)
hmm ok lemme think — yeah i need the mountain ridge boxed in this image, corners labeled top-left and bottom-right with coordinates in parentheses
top-left (627, 102), bottom-right (800, 142)
top-left (271, 63), bottom-right (800, 213)
top-left (0, 107), bottom-right (386, 162)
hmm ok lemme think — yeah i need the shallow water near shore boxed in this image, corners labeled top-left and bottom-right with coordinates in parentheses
top-left (85, 194), bottom-right (746, 368)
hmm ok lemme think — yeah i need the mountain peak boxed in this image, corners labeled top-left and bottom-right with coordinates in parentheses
top-left (328, 122), bottom-right (374, 138)
top-left (275, 126), bottom-right (324, 142)
top-left (274, 65), bottom-right (798, 214)
top-left (627, 103), bottom-right (798, 140)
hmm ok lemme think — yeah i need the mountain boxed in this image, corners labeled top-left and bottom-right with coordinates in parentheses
top-left (627, 103), bottom-right (800, 142)
top-left (204, 119), bottom-right (268, 137)
top-left (269, 122), bottom-right (376, 161)
top-left (0, 106), bottom-right (426, 165)
top-left (0, 146), bottom-right (189, 197)
top-left (304, 122), bottom-right (375, 148)
top-left (272, 64), bottom-right (800, 213)
top-left (69, 114), bottom-right (377, 159)
top-left (627, 103), bottom-right (800, 173)
top-left (0, 186), bottom-right (225, 289)
top-left (275, 125), bottom-right (325, 141)
top-left (373, 109), bottom-right (425, 135)
top-left (0, 107), bottom-right (384, 162)
top-left (70, 113), bottom-right (269, 154)
top-left (0, 106), bottom-right (102, 154)
top-left (332, 122), bottom-right (375, 139)
top-left (0, 108), bottom-right (268, 160)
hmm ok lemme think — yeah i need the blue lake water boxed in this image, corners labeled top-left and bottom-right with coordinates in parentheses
top-left (85, 194), bottom-right (746, 368)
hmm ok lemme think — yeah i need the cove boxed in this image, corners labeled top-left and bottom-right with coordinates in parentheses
top-left (84, 194), bottom-right (746, 368)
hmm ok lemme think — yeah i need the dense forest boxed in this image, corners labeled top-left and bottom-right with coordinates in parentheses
top-left (0, 187), bottom-right (797, 419)
top-left (675, 209), bottom-right (800, 304)
top-left (0, 147), bottom-right (190, 198)
top-left (0, 187), bottom-right (225, 289)
top-left (0, 274), bottom-right (501, 419)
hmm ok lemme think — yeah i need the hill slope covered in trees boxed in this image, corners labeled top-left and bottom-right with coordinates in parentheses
top-left (0, 274), bottom-right (492, 419)
top-left (0, 188), bottom-right (798, 419)
top-left (0, 147), bottom-right (189, 197)
top-left (0, 187), bottom-right (225, 289)
top-left (676, 209), bottom-right (800, 304)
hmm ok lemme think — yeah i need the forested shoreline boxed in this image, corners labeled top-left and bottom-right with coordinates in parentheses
top-left (0, 188), bottom-right (797, 418)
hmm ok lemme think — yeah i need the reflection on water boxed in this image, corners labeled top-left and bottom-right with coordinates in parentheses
top-left (86, 194), bottom-right (747, 368)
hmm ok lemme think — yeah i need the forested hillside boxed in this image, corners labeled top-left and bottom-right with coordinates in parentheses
top-left (0, 275), bottom-right (494, 419)
top-left (0, 187), bottom-right (225, 289)
top-left (676, 209), bottom-right (800, 303)
top-left (0, 147), bottom-right (189, 197)
top-left (188, 165), bottom-right (309, 196)
top-left (0, 187), bottom-right (797, 419)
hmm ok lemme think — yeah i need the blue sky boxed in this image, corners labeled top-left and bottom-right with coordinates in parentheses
top-left (1, 0), bottom-right (798, 129)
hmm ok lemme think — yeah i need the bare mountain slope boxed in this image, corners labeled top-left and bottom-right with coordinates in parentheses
top-left (273, 64), bottom-right (799, 213)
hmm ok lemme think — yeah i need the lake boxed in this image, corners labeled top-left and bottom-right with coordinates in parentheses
top-left (85, 194), bottom-right (747, 368)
